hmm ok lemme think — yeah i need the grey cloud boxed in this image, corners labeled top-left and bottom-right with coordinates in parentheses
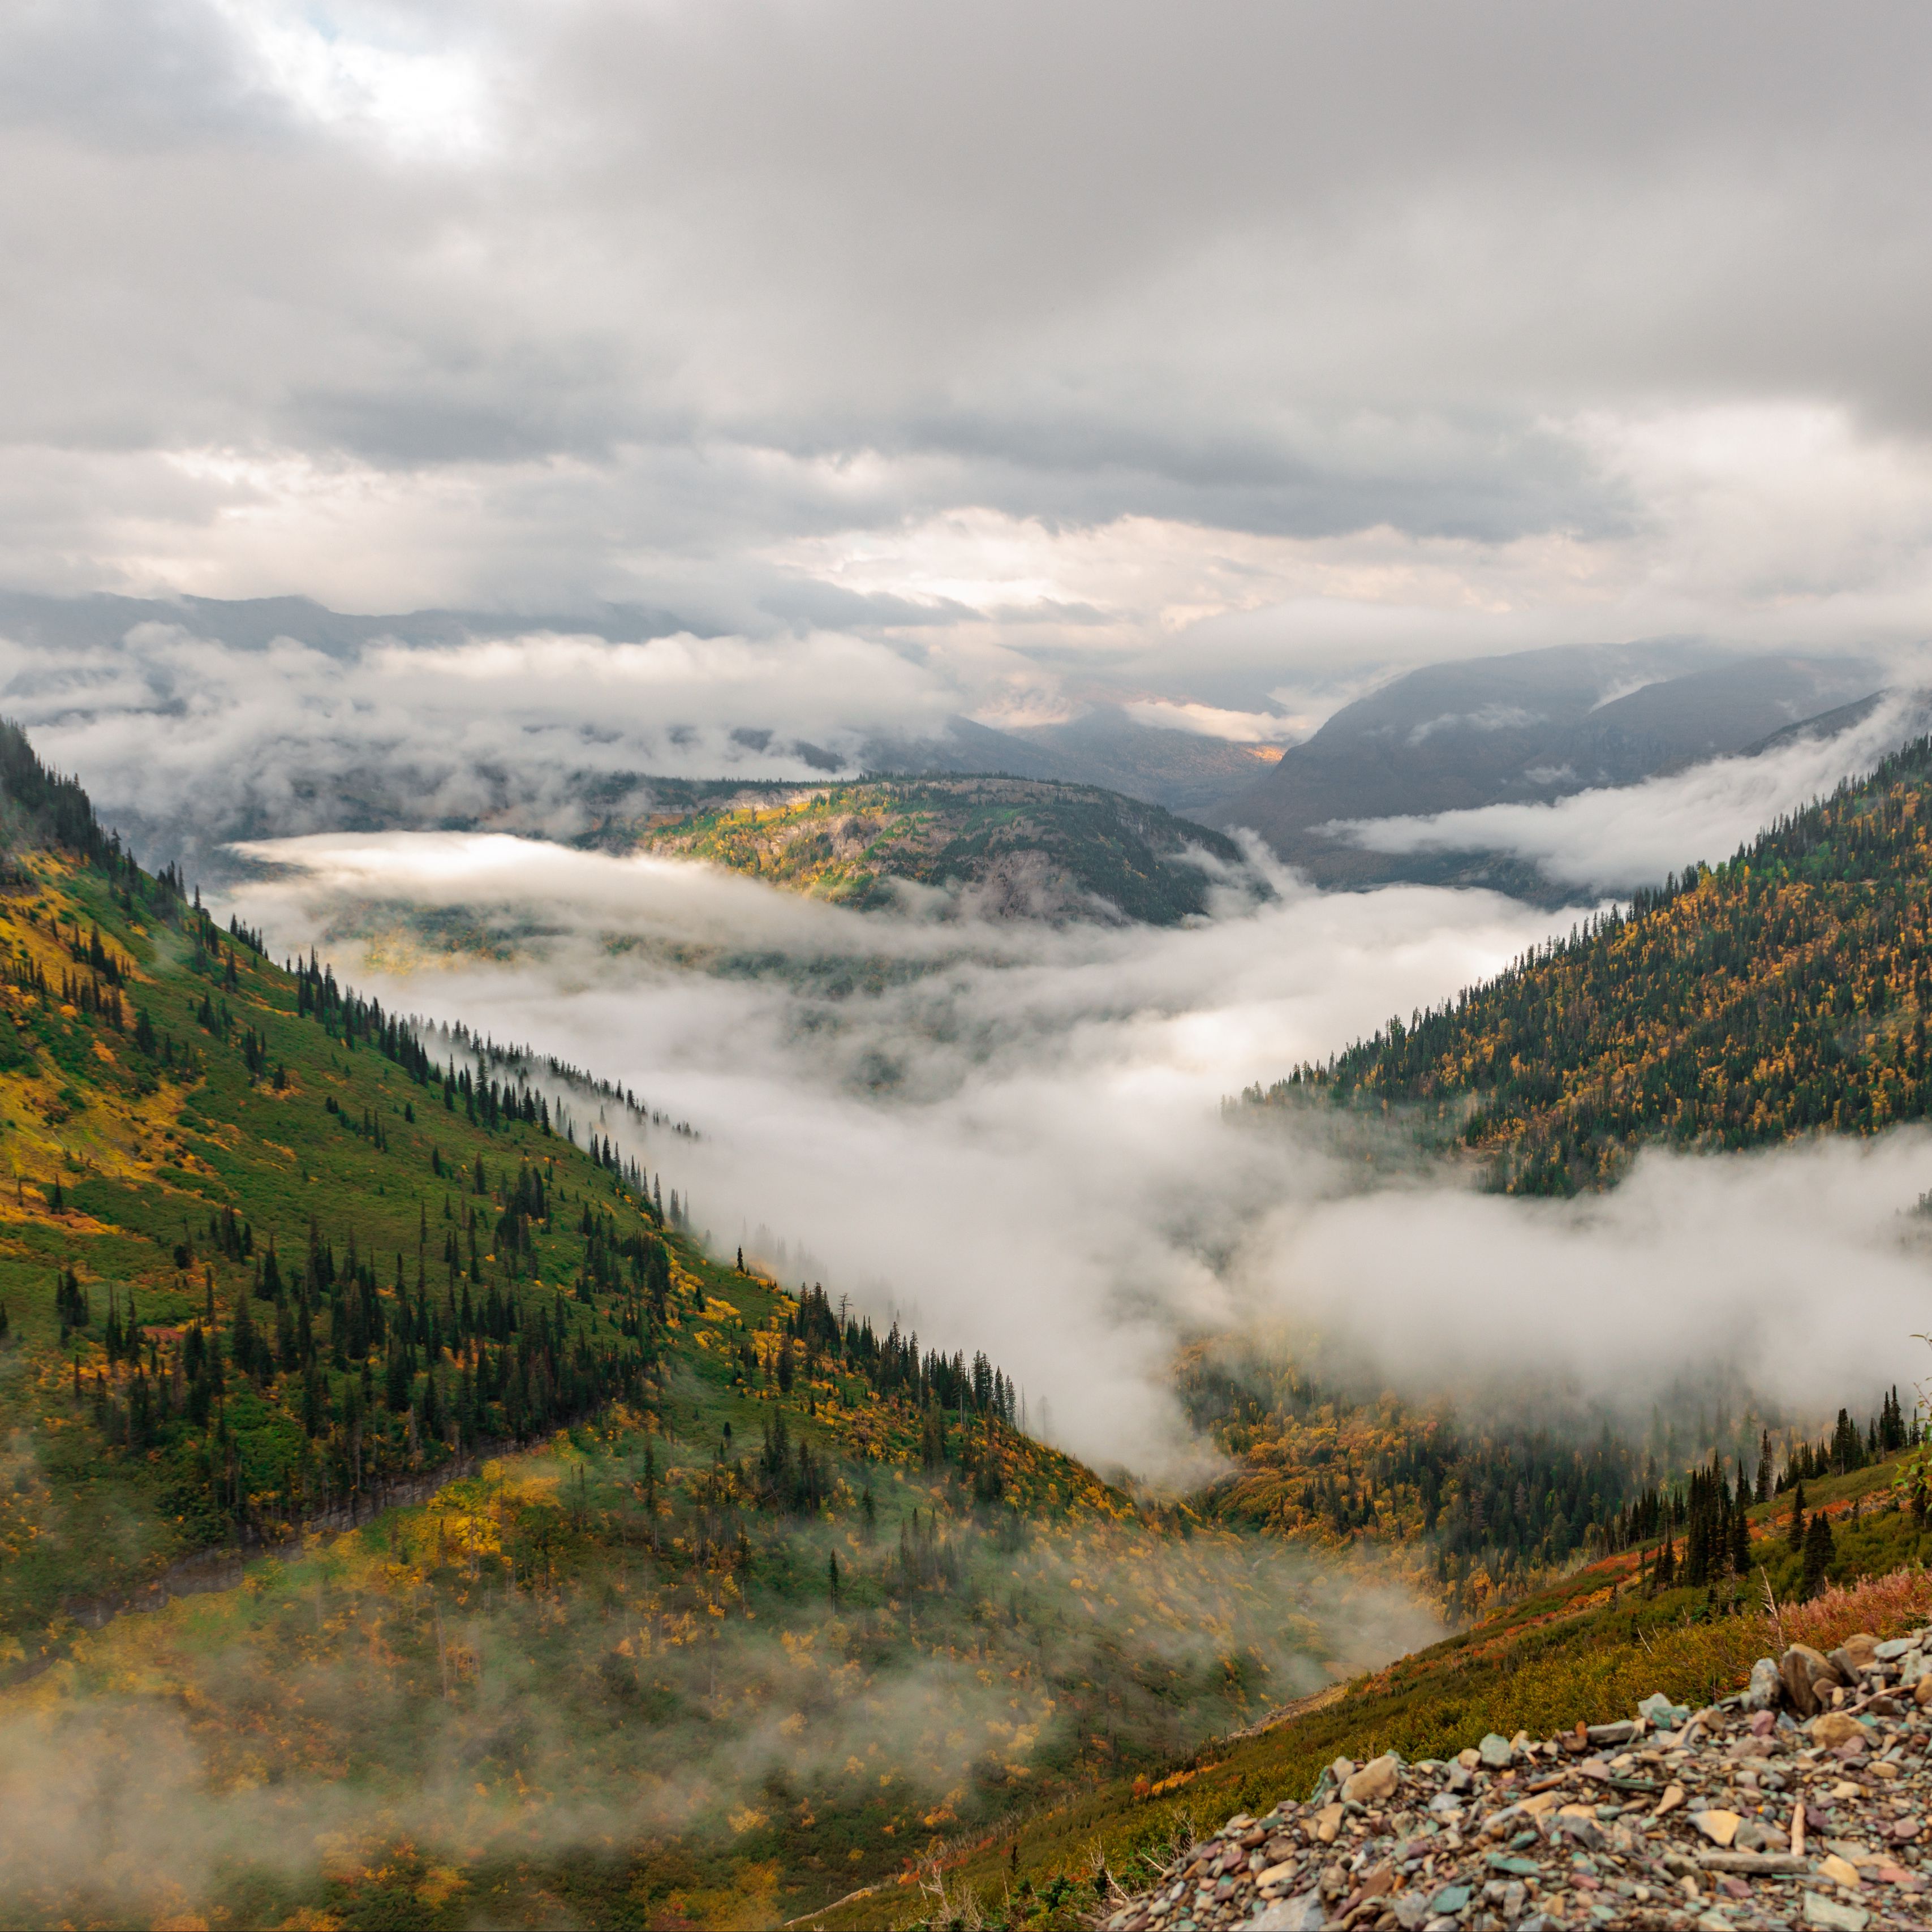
top-left (8, 5), bottom-right (1932, 760)
top-left (7, 1), bottom-right (1932, 569)
top-left (1237, 1131), bottom-right (1932, 1425)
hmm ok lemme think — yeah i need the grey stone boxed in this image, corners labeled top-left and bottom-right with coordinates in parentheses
top-left (1639, 1691), bottom-right (1692, 1728)
top-left (1801, 1894), bottom-right (1870, 1931)
top-left (1477, 1732), bottom-right (1513, 1768)
top-left (1742, 1658), bottom-right (1782, 1711)
top-left (1247, 1896), bottom-right (1323, 1931)
top-left (1391, 1897), bottom-right (1431, 1932)
top-left (1874, 1638), bottom-right (1917, 1661)
top-left (1696, 1849), bottom-right (1808, 1874)
top-left (1585, 1719), bottom-right (1637, 1745)
top-left (1554, 1811), bottom-right (1605, 1850)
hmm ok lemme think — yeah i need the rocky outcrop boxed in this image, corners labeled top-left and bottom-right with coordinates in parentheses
top-left (1104, 1627), bottom-right (1932, 1931)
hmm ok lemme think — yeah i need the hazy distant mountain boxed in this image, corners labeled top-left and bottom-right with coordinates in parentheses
top-left (862, 707), bottom-right (1281, 816)
top-left (0, 588), bottom-right (691, 655)
top-left (1217, 643), bottom-right (1883, 889)
top-left (1004, 708), bottom-right (1284, 816)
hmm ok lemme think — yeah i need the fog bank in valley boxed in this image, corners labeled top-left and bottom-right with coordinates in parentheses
top-left (228, 810), bottom-right (1932, 1480)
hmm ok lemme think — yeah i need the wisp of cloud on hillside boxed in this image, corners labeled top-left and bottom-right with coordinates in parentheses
top-left (225, 835), bottom-right (1563, 1473)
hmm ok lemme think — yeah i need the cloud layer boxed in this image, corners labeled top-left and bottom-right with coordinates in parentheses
top-left (8, 6), bottom-right (1932, 722)
top-left (0, 613), bottom-right (962, 866)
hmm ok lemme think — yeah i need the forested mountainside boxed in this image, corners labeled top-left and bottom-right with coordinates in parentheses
top-left (1243, 734), bottom-right (1932, 1193)
top-left (16, 711), bottom-right (1932, 1928)
top-left (1180, 1337), bottom-right (1918, 1623)
top-left (617, 774), bottom-right (1250, 925)
top-left (0, 723), bottom-right (1373, 1929)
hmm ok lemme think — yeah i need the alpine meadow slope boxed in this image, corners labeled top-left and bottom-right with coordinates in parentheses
top-left (617, 775), bottom-right (1255, 927)
top-left (0, 721), bottom-right (1426, 1929)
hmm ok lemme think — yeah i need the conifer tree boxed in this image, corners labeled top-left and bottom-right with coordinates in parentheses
top-left (1729, 1498), bottom-right (1751, 1575)
top-left (1788, 1479), bottom-right (1807, 1550)
top-left (1802, 1508), bottom-right (1835, 1598)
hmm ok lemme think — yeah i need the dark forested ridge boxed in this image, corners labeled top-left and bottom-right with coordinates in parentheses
top-left (1243, 734), bottom-right (1932, 1193)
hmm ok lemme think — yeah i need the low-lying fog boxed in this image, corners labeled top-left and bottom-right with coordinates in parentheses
top-left (226, 778), bottom-right (1932, 1481)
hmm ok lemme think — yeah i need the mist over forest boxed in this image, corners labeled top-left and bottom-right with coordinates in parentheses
top-left (13, 7), bottom-right (1932, 1927)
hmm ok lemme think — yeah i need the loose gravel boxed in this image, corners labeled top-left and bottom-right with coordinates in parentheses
top-left (1102, 1627), bottom-right (1932, 1932)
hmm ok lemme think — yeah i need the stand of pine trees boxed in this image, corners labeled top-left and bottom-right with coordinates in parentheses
top-left (1245, 735), bottom-right (1932, 1193)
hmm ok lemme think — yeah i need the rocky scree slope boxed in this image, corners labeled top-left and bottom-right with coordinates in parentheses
top-left (1109, 1628), bottom-right (1932, 1932)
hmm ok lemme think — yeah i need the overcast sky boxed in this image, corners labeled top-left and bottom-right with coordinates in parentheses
top-left (7, 2), bottom-right (1932, 732)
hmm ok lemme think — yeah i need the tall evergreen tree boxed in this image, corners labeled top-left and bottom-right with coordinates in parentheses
top-left (1801, 1508), bottom-right (1835, 1599)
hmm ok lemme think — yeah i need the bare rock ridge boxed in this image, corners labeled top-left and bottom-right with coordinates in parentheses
top-left (1109, 1627), bottom-right (1932, 1931)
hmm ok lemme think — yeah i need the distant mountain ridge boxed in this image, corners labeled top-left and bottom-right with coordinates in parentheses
top-left (1, 590), bottom-right (1903, 909)
top-left (1218, 643), bottom-right (1884, 890)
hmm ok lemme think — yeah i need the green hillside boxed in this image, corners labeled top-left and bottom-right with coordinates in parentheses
top-left (16, 714), bottom-right (1932, 1929)
top-left (616, 775), bottom-right (1251, 926)
top-left (884, 1450), bottom-right (1932, 1931)
top-left (1242, 734), bottom-right (1932, 1192)
top-left (0, 726), bottom-right (1371, 1929)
